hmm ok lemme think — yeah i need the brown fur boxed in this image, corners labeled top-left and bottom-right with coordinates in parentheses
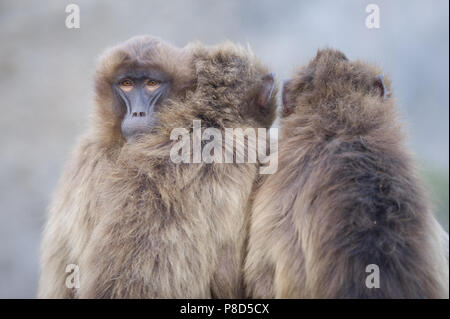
top-left (244, 49), bottom-right (449, 298)
top-left (38, 36), bottom-right (277, 298)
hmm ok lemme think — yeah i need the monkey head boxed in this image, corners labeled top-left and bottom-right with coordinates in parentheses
top-left (93, 35), bottom-right (194, 144)
top-left (282, 49), bottom-right (393, 135)
top-left (161, 41), bottom-right (278, 131)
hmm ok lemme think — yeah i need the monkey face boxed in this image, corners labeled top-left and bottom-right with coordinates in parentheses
top-left (113, 68), bottom-right (171, 141)
top-left (94, 35), bottom-right (195, 144)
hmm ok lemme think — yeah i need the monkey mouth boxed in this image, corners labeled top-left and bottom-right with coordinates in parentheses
top-left (121, 118), bottom-right (156, 141)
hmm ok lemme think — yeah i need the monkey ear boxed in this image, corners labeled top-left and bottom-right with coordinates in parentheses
top-left (257, 73), bottom-right (276, 107)
top-left (373, 74), bottom-right (386, 99)
top-left (282, 79), bottom-right (293, 116)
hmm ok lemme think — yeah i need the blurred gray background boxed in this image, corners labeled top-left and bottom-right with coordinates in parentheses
top-left (0, 0), bottom-right (448, 298)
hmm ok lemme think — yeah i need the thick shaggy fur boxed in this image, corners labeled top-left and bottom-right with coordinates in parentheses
top-left (244, 49), bottom-right (449, 298)
top-left (38, 36), bottom-right (277, 298)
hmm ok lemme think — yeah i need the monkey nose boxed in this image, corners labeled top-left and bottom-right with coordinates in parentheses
top-left (132, 112), bottom-right (146, 117)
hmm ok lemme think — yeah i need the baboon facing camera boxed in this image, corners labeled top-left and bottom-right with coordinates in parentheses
top-left (38, 36), bottom-right (277, 298)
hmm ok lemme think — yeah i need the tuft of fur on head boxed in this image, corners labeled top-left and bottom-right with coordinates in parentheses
top-left (92, 35), bottom-right (195, 146)
top-left (282, 48), bottom-right (394, 139)
top-left (157, 41), bottom-right (278, 133)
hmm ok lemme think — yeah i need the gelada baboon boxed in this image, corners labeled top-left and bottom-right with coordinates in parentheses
top-left (38, 36), bottom-right (277, 298)
top-left (244, 49), bottom-right (449, 298)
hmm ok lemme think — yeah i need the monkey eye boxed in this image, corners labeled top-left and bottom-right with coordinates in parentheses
top-left (119, 78), bottom-right (134, 92)
top-left (146, 79), bottom-right (161, 91)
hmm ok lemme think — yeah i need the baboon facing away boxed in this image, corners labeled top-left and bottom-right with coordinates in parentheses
top-left (244, 49), bottom-right (449, 298)
top-left (39, 36), bottom-right (277, 298)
